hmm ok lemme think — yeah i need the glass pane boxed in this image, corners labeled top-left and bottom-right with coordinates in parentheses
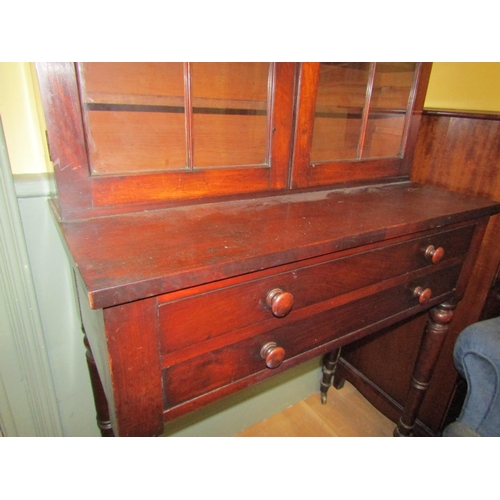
top-left (362, 62), bottom-right (417, 159)
top-left (191, 63), bottom-right (270, 167)
top-left (311, 62), bottom-right (371, 162)
top-left (79, 63), bottom-right (187, 174)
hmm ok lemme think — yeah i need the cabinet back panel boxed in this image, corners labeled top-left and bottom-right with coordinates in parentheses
top-left (80, 62), bottom-right (185, 99)
top-left (191, 62), bottom-right (270, 102)
top-left (193, 114), bottom-right (268, 167)
top-left (86, 110), bottom-right (187, 173)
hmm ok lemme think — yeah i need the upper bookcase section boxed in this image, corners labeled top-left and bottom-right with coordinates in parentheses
top-left (36, 62), bottom-right (431, 220)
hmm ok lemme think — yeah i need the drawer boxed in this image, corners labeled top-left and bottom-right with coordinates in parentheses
top-left (162, 264), bottom-right (462, 410)
top-left (159, 224), bottom-right (474, 354)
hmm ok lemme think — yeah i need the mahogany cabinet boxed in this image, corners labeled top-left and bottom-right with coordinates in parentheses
top-left (36, 62), bottom-right (500, 436)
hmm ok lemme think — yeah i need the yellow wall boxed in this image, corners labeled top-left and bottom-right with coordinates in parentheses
top-left (0, 62), bottom-right (51, 175)
top-left (424, 62), bottom-right (500, 112)
top-left (1, 62), bottom-right (499, 175)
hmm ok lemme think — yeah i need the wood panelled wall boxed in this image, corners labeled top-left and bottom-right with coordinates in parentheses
top-left (340, 110), bottom-right (500, 435)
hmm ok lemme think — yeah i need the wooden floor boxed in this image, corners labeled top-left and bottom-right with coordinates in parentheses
top-left (236, 381), bottom-right (396, 437)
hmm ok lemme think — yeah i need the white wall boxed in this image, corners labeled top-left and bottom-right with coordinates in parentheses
top-left (14, 176), bottom-right (100, 436)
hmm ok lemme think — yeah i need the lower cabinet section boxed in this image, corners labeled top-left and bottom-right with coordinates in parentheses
top-left (69, 184), bottom-right (499, 436)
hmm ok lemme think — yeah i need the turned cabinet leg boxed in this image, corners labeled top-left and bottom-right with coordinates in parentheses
top-left (320, 348), bottom-right (342, 404)
top-left (394, 302), bottom-right (455, 437)
top-left (83, 335), bottom-right (115, 437)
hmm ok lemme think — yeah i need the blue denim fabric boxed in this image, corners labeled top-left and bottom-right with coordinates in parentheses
top-left (442, 316), bottom-right (500, 437)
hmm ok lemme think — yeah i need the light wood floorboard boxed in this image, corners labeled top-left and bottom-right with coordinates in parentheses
top-left (236, 381), bottom-right (396, 437)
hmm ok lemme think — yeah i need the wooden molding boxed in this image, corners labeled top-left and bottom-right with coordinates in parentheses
top-left (423, 109), bottom-right (500, 121)
top-left (0, 117), bottom-right (62, 436)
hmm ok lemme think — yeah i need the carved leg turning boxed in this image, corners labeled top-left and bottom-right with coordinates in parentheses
top-left (83, 335), bottom-right (114, 437)
top-left (394, 302), bottom-right (455, 437)
top-left (320, 348), bottom-right (342, 404)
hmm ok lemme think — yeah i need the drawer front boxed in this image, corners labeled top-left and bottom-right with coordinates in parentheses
top-left (162, 264), bottom-right (462, 409)
top-left (159, 224), bottom-right (474, 354)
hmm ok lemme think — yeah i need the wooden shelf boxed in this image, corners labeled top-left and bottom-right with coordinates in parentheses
top-left (314, 106), bottom-right (407, 119)
top-left (84, 92), bottom-right (268, 115)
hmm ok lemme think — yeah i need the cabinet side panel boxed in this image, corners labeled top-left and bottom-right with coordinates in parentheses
top-left (35, 63), bottom-right (93, 218)
top-left (75, 274), bottom-right (116, 429)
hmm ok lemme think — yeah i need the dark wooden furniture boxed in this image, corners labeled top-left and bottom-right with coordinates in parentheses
top-left (36, 62), bottom-right (500, 437)
top-left (481, 264), bottom-right (500, 321)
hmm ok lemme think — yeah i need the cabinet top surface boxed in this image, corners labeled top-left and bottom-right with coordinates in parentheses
top-left (57, 182), bottom-right (500, 309)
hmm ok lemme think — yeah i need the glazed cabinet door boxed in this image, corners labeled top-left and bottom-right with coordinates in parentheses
top-left (291, 62), bottom-right (432, 189)
top-left (37, 62), bottom-right (295, 219)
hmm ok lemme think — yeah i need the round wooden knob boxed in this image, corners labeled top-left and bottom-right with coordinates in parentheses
top-left (424, 245), bottom-right (445, 265)
top-left (413, 286), bottom-right (432, 305)
top-left (260, 342), bottom-right (285, 369)
top-left (266, 288), bottom-right (294, 317)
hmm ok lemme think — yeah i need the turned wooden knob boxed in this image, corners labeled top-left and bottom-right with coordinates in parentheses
top-left (266, 288), bottom-right (294, 317)
top-left (260, 342), bottom-right (285, 369)
top-left (413, 286), bottom-right (432, 305)
top-left (424, 245), bottom-right (445, 265)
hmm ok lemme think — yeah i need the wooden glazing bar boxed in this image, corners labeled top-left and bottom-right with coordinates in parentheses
top-left (398, 62), bottom-right (422, 157)
top-left (357, 62), bottom-right (376, 159)
top-left (184, 62), bottom-right (193, 171)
